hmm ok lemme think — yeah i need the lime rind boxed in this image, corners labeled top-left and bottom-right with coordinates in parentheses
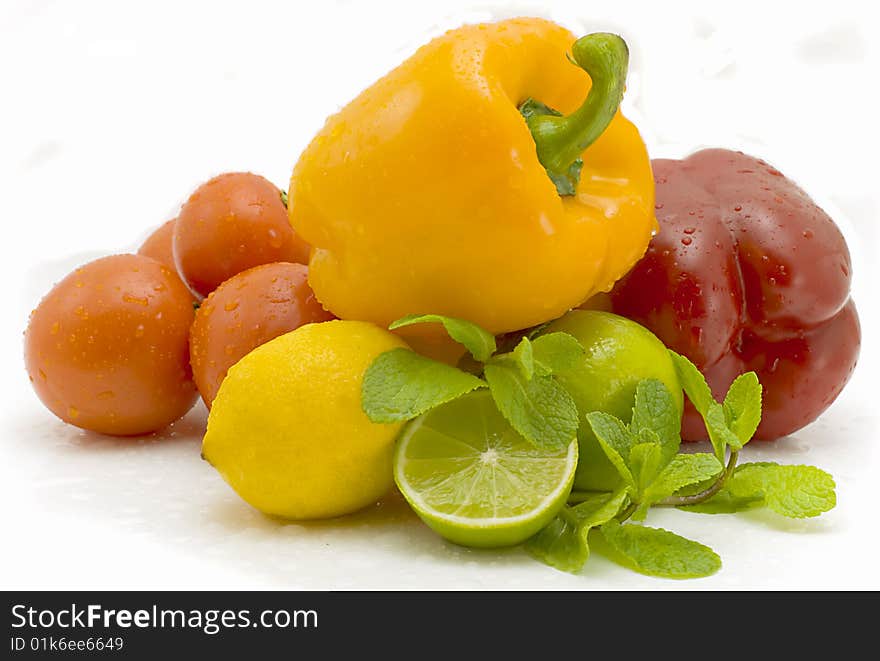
top-left (394, 391), bottom-right (578, 547)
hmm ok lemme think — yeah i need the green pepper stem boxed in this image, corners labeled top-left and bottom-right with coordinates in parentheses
top-left (525, 33), bottom-right (629, 184)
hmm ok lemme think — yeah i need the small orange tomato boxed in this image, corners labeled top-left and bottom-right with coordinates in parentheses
top-left (173, 173), bottom-right (311, 299)
top-left (24, 254), bottom-right (198, 435)
top-left (137, 218), bottom-right (177, 270)
top-left (189, 262), bottom-right (334, 407)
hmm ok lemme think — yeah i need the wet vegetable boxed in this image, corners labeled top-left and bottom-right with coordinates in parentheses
top-left (24, 254), bottom-right (198, 435)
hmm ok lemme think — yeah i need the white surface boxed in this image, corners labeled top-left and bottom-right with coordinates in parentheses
top-left (2, 0), bottom-right (878, 590)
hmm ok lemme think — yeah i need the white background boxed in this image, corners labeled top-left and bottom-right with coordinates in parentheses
top-left (1, 0), bottom-right (878, 589)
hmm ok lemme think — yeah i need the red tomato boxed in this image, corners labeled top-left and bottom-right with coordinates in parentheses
top-left (173, 173), bottom-right (310, 299)
top-left (24, 254), bottom-right (198, 435)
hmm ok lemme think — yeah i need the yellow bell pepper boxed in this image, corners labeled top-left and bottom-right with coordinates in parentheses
top-left (289, 17), bottom-right (655, 350)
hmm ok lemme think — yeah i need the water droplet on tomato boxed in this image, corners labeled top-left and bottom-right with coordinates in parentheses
top-left (123, 294), bottom-right (149, 306)
top-left (267, 228), bottom-right (283, 249)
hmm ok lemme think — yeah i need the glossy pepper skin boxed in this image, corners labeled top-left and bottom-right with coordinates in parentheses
top-left (289, 18), bottom-right (655, 340)
top-left (607, 149), bottom-right (860, 441)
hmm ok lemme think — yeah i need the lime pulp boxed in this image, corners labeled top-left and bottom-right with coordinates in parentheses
top-left (393, 390), bottom-right (577, 548)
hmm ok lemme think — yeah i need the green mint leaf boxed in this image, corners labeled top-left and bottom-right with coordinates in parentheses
top-left (722, 372), bottom-right (762, 446)
top-left (670, 474), bottom-right (719, 498)
top-left (669, 351), bottom-right (714, 416)
top-left (629, 443), bottom-right (664, 522)
top-left (706, 402), bottom-right (741, 459)
top-left (485, 338), bottom-right (535, 380)
top-left (525, 509), bottom-right (587, 573)
top-left (669, 351), bottom-right (763, 459)
top-left (586, 411), bottom-right (636, 488)
top-left (597, 520), bottom-right (721, 579)
top-left (531, 332), bottom-right (585, 376)
top-left (637, 428), bottom-right (661, 445)
top-left (629, 442), bottom-right (663, 499)
top-left (643, 453), bottom-right (724, 506)
top-left (570, 487), bottom-right (630, 532)
top-left (729, 462), bottom-right (836, 518)
top-left (510, 337), bottom-right (535, 380)
top-left (528, 487), bottom-right (630, 574)
top-left (629, 378), bottom-right (681, 464)
top-left (483, 363), bottom-right (578, 451)
top-left (389, 314), bottom-right (497, 362)
top-left (362, 348), bottom-right (486, 423)
top-left (679, 491), bottom-right (764, 514)
top-left (681, 462), bottom-right (836, 517)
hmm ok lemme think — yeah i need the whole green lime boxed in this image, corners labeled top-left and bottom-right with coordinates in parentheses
top-left (539, 310), bottom-right (682, 491)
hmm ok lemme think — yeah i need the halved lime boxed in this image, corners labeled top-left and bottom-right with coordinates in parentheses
top-left (393, 390), bottom-right (578, 548)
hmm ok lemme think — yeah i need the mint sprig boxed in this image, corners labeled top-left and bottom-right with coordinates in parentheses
top-left (529, 349), bottom-right (836, 577)
top-left (525, 488), bottom-right (628, 573)
top-left (642, 453), bottom-right (724, 509)
top-left (362, 314), bottom-right (583, 450)
top-left (362, 312), bottom-right (839, 580)
top-left (669, 351), bottom-right (761, 459)
top-left (723, 373), bottom-right (762, 447)
top-left (682, 462), bottom-right (836, 518)
top-left (584, 379), bottom-right (685, 509)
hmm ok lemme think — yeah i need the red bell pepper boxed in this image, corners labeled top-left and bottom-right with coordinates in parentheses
top-left (608, 148), bottom-right (860, 440)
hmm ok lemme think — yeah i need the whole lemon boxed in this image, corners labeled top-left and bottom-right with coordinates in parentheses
top-left (202, 320), bottom-right (407, 519)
